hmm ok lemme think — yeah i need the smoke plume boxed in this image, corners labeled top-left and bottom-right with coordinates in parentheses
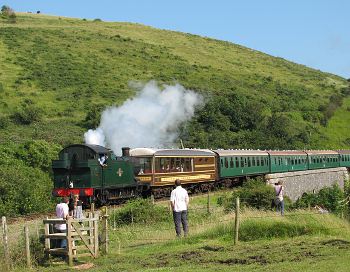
top-left (84, 81), bottom-right (203, 154)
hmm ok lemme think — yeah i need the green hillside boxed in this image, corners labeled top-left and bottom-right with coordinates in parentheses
top-left (0, 12), bottom-right (349, 150)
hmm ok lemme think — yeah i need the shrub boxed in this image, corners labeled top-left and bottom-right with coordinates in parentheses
top-left (13, 103), bottom-right (43, 125)
top-left (83, 104), bottom-right (105, 129)
top-left (0, 164), bottom-right (55, 216)
top-left (292, 184), bottom-right (345, 215)
top-left (111, 198), bottom-right (170, 226)
top-left (218, 178), bottom-right (275, 212)
top-left (17, 140), bottom-right (62, 171)
top-left (0, 114), bottom-right (10, 129)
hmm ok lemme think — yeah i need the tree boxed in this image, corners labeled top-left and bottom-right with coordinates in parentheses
top-left (1, 5), bottom-right (11, 14)
top-left (1, 5), bottom-right (16, 23)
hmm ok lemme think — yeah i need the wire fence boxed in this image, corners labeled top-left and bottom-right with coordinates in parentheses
top-left (1, 196), bottom-right (350, 269)
top-left (106, 197), bottom-right (350, 248)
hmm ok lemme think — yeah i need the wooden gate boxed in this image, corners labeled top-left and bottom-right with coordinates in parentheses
top-left (43, 213), bottom-right (99, 266)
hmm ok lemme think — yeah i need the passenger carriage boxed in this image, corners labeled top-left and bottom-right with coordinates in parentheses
top-left (129, 148), bottom-right (217, 196)
top-left (337, 150), bottom-right (350, 168)
top-left (213, 150), bottom-right (270, 178)
top-left (268, 150), bottom-right (308, 173)
top-left (306, 150), bottom-right (340, 170)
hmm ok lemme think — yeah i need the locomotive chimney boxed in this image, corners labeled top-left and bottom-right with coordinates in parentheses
top-left (122, 147), bottom-right (130, 157)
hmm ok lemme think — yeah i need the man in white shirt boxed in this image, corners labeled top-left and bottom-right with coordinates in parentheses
top-left (55, 197), bottom-right (69, 248)
top-left (170, 179), bottom-right (189, 237)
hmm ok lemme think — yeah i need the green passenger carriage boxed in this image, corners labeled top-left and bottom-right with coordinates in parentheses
top-left (306, 150), bottom-right (340, 170)
top-left (268, 150), bottom-right (308, 173)
top-left (214, 150), bottom-right (269, 178)
top-left (337, 150), bottom-right (350, 168)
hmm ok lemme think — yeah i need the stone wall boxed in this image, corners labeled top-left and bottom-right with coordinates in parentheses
top-left (265, 167), bottom-right (349, 201)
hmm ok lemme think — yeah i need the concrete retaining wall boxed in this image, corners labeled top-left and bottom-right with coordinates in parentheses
top-left (265, 167), bottom-right (349, 201)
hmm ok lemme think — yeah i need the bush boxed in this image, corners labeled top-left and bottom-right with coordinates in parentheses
top-left (13, 104), bottom-right (43, 125)
top-left (83, 104), bottom-right (105, 129)
top-left (0, 164), bottom-right (55, 216)
top-left (218, 178), bottom-right (275, 212)
top-left (111, 198), bottom-right (170, 226)
top-left (0, 114), bottom-right (10, 129)
top-left (17, 140), bottom-right (62, 171)
top-left (292, 184), bottom-right (345, 215)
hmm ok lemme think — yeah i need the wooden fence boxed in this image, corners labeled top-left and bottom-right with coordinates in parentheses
top-left (43, 213), bottom-right (99, 266)
top-left (1, 207), bottom-right (110, 269)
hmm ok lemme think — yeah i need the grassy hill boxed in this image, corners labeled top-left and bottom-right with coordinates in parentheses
top-left (0, 12), bottom-right (349, 149)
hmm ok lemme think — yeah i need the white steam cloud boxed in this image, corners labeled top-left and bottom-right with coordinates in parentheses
top-left (84, 81), bottom-right (203, 154)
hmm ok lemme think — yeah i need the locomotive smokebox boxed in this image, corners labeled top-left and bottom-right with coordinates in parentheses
top-left (122, 147), bottom-right (130, 157)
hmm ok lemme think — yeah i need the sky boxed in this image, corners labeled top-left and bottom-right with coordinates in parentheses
top-left (2, 0), bottom-right (349, 79)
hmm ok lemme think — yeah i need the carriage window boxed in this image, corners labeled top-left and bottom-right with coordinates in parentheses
top-left (135, 157), bottom-right (152, 174)
top-left (235, 157), bottom-right (239, 168)
top-left (248, 157), bottom-right (251, 167)
top-left (240, 157), bottom-right (244, 167)
top-left (252, 157), bottom-right (256, 167)
top-left (261, 158), bottom-right (264, 166)
top-left (155, 157), bottom-right (192, 173)
top-left (225, 158), bottom-right (228, 168)
top-left (221, 159), bottom-right (223, 167)
top-left (230, 158), bottom-right (234, 168)
top-left (257, 157), bottom-right (260, 166)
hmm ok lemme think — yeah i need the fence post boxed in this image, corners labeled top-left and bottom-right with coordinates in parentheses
top-left (2, 216), bottom-right (10, 270)
top-left (44, 217), bottom-right (51, 261)
top-left (113, 211), bottom-right (116, 231)
top-left (207, 190), bottom-right (210, 214)
top-left (102, 207), bottom-right (109, 254)
top-left (91, 203), bottom-right (95, 214)
top-left (24, 226), bottom-right (31, 269)
top-left (234, 197), bottom-right (240, 245)
top-left (93, 214), bottom-right (99, 258)
top-left (66, 217), bottom-right (73, 266)
top-left (36, 222), bottom-right (40, 240)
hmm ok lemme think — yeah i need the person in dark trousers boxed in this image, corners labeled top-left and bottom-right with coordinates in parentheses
top-left (170, 179), bottom-right (189, 237)
top-left (274, 181), bottom-right (284, 216)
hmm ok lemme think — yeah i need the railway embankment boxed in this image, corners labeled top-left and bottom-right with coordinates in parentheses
top-left (266, 167), bottom-right (349, 201)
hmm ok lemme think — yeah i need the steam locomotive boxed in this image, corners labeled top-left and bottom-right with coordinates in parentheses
top-left (52, 144), bottom-right (350, 204)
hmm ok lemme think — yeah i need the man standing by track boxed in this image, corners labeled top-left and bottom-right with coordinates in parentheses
top-left (170, 179), bottom-right (189, 237)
